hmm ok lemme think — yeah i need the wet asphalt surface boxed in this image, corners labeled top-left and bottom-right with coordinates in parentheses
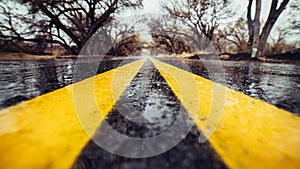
top-left (72, 60), bottom-right (226, 169)
top-left (159, 58), bottom-right (300, 115)
top-left (0, 57), bottom-right (299, 114)
top-left (0, 58), bottom-right (135, 109)
top-left (0, 57), bottom-right (299, 168)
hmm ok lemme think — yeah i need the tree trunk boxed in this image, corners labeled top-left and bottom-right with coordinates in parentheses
top-left (247, 0), bottom-right (254, 50)
top-left (252, 0), bottom-right (261, 57)
top-left (256, 0), bottom-right (290, 56)
top-left (257, 21), bottom-right (275, 56)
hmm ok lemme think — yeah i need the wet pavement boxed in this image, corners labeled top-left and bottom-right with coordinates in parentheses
top-left (0, 58), bottom-right (136, 109)
top-left (72, 60), bottom-right (226, 169)
top-left (0, 57), bottom-right (299, 114)
top-left (159, 58), bottom-right (300, 115)
top-left (0, 57), bottom-right (299, 168)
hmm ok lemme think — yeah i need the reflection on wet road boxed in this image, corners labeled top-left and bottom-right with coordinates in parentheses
top-left (160, 58), bottom-right (300, 115)
top-left (0, 57), bottom-right (299, 115)
top-left (0, 58), bottom-right (133, 109)
top-left (0, 60), bottom-right (74, 107)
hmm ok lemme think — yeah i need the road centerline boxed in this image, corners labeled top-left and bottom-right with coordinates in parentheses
top-left (73, 59), bottom-right (227, 169)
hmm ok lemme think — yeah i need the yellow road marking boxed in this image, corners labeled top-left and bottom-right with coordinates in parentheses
top-left (0, 59), bottom-right (145, 169)
top-left (151, 58), bottom-right (300, 169)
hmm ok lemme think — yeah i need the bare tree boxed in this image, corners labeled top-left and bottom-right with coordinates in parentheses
top-left (218, 18), bottom-right (249, 53)
top-left (162, 0), bottom-right (231, 51)
top-left (106, 34), bottom-right (144, 56)
top-left (148, 15), bottom-right (193, 54)
top-left (247, 0), bottom-right (290, 57)
top-left (107, 20), bottom-right (136, 46)
top-left (265, 27), bottom-right (300, 54)
top-left (0, 0), bottom-right (142, 54)
top-left (150, 33), bottom-right (192, 55)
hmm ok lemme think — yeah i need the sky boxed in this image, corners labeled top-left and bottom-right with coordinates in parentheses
top-left (143, 0), bottom-right (161, 13)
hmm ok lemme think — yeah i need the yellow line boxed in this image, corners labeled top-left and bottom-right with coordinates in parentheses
top-left (0, 59), bottom-right (145, 169)
top-left (151, 58), bottom-right (300, 169)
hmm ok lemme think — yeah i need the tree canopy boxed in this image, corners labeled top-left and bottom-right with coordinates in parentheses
top-left (0, 0), bottom-right (142, 54)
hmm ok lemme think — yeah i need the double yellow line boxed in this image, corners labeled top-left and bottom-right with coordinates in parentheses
top-left (0, 58), bottom-right (299, 169)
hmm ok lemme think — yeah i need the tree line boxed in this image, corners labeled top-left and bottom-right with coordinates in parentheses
top-left (0, 0), bottom-right (298, 57)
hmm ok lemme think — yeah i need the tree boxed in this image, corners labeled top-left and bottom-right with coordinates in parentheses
top-left (247, 0), bottom-right (290, 57)
top-left (217, 18), bottom-right (249, 53)
top-left (107, 34), bottom-right (144, 56)
top-left (148, 15), bottom-right (193, 55)
top-left (0, 0), bottom-right (142, 54)
top-left (150, 33), bottom-right (191, 55)
top-left (162, 0), bottom-right (231, 52)
top-left (265, 27), bottom-right (299, 54)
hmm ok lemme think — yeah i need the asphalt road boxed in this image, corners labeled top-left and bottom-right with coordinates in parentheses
top-left (0, 57), bottom-right (299, 169)
top-left (0, 57), bottom-right (299, 114)
top-left (72, 60), bottom-right (226, 169)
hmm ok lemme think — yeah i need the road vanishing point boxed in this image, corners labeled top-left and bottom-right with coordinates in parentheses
top-left (0, 58), bottom-right (300, 169)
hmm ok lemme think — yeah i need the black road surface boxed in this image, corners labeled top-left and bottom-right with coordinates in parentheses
top-left (72, 60), bottom-right (226, 169)
top-left (0, 57), bottom-right (299, 169)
